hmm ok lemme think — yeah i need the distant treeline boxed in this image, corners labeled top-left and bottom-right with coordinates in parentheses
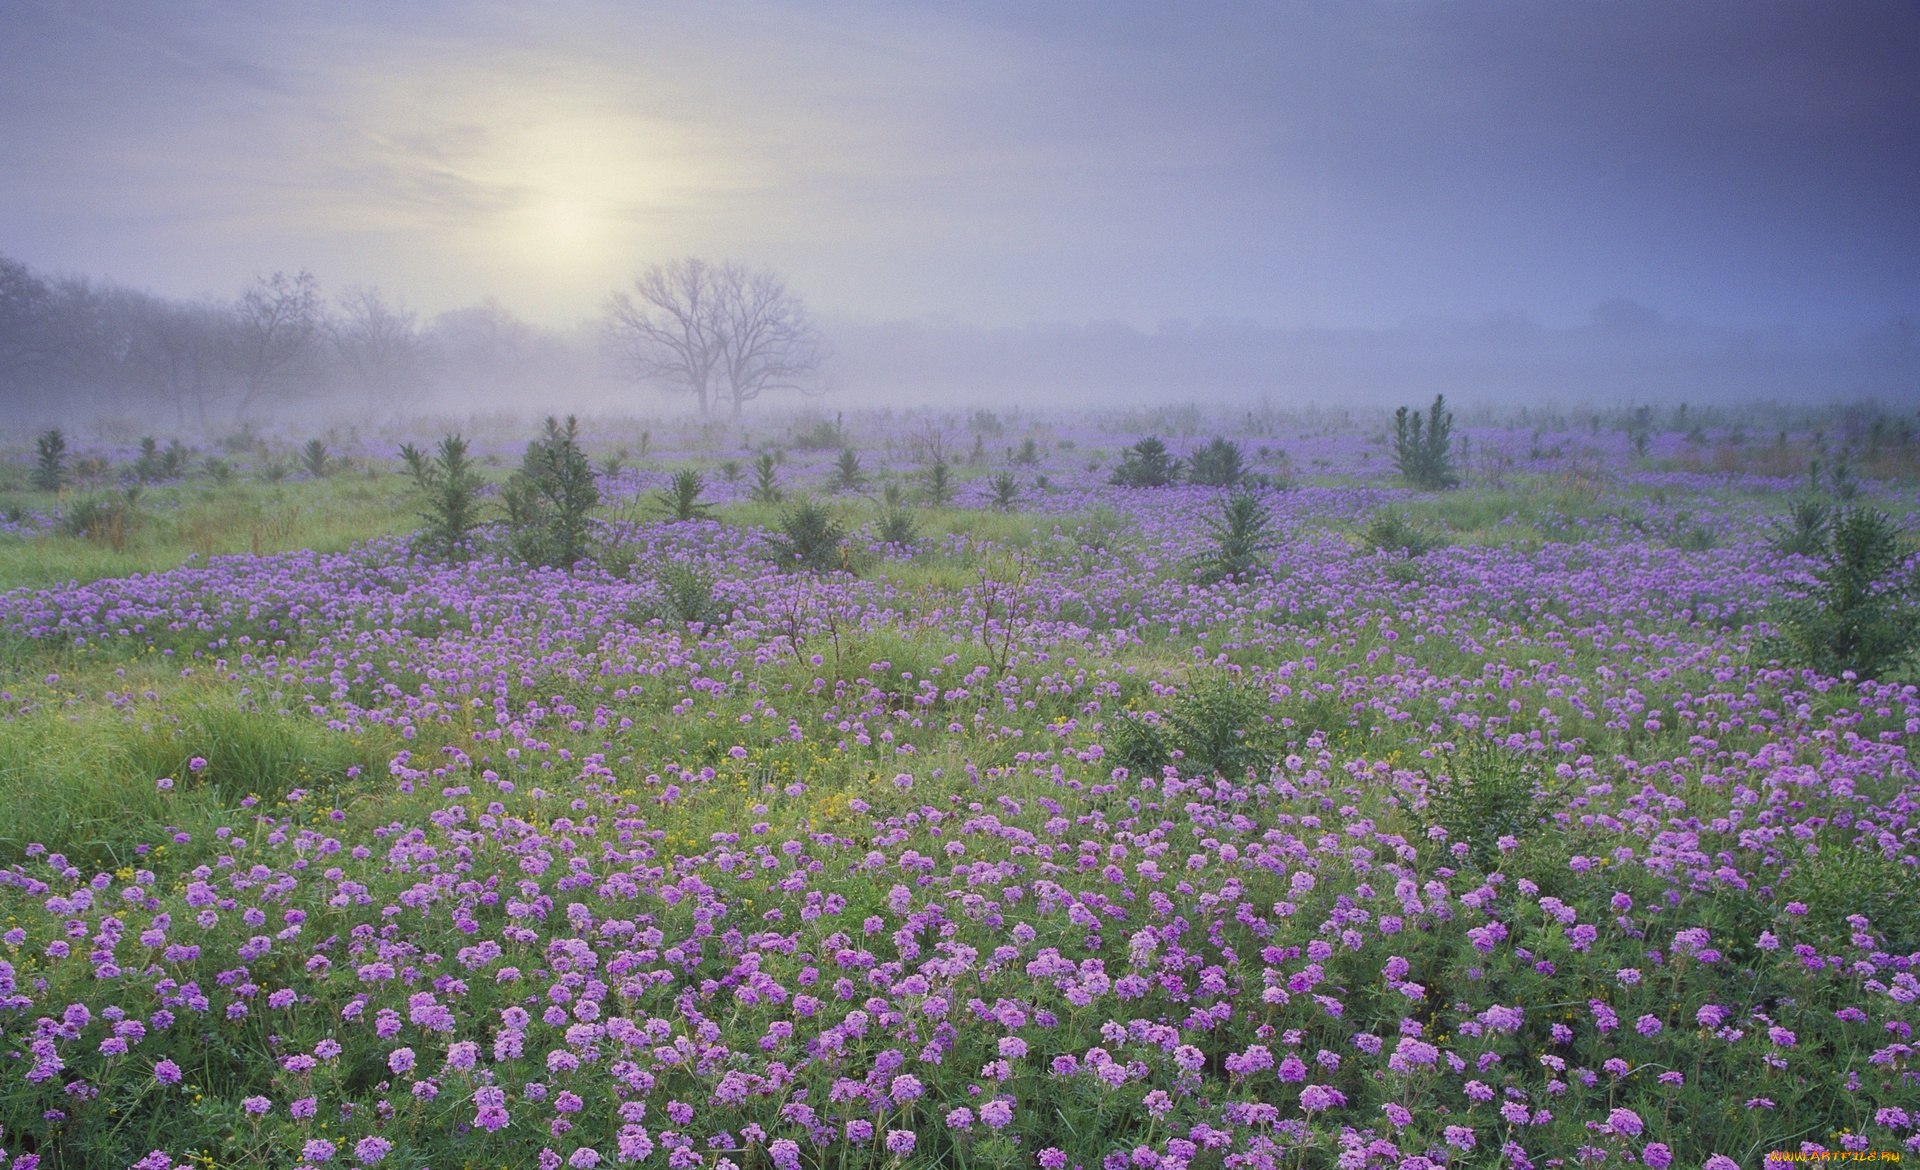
top-left (4, 251), bottom-right (1916, 430)
top-left (0, 255), bottom-right (606, 428)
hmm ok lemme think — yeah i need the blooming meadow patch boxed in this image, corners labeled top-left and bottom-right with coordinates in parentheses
top-left (0, 417), bottom-right (1916, 1169)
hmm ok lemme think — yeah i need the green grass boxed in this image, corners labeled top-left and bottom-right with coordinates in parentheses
top-left (0, 681), bottom-right (402, 870)
top-left (0, 473), bottom-right (421, 590)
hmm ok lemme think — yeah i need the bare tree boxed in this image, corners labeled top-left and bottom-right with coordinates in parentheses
top-left (131, 295), bottom-right (234, 428)
top-left (0, 256), bottom-right (54, 388)
top-left (714, 264), bottom-right (824, 417)
top-left (604, 259), bottom-right (823, 417)
top-left (603, 258), bottom-right (728, 415)
top-left (331, 286), bottom-right (424, 415)
top-left (226, 270), bottom-right (324, 420)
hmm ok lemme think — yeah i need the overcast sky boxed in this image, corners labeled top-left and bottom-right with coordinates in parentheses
top-left (2, 0), bottom-right (1915, 334)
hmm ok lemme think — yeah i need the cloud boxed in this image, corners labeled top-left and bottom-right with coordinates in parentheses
top-left (0, 0), bottom-right (1913, 331)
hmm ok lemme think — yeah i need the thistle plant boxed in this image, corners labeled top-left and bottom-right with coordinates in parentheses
top-left (770, 498), bottom-right (847, 572)
top-left (750, 452), bottom-right (784, 504)
top-left (653, 469), bottom-right (714, 523)
top-left (831, 449), bottom-right (867, 493)
top-left (1195, 488), bottom-right (1277, 583)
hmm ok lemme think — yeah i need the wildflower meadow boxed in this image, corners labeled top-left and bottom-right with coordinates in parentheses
top-left (0, 405), bottom-right (1915, 1170)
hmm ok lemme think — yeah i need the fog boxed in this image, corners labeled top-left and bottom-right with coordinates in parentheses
top-left (1, 1), bottom-right (1916, 430)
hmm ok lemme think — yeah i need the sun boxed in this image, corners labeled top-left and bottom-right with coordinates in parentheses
top-left (521, 194), bottom-right (608, 260)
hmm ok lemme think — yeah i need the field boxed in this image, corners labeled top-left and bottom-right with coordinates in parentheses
top-left (0, 408), bottom-right (1916, 1170)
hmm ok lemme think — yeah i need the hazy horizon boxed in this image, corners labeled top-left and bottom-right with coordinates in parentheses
top-left (2, 0), bottom-right (1917, 340)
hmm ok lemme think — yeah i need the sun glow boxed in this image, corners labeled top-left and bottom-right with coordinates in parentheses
top-left (346, 58), bottom-right (729, 294)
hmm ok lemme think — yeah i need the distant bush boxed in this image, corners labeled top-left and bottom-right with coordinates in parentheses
top-left (31, 428), bottom-right (65, 492)
top-left (791, 415), bottom-right (847, 451)
top-left (1186, 436), bottom-right (1245, 487)
top-left (988, 472), bottom-right (1019, 511)
top-left (875, 507), bottom-right (919, 547)
top-left (921, 460), bottom-right (955, 506)
top-left (831, 449), bottom-right (867, 493)
top-left (59, 493), bottom-right (137, 548)
top-left (1827, 448), bottom-right (1862, 500)
top-left (1393, 395), bottom-right (1458, 490)
top-left (131, 437), bottom-right (191, 482)
top-left (1110, 437), bottom-right (1181, 487)
top-left (300, 439), bottom-right (332, 478)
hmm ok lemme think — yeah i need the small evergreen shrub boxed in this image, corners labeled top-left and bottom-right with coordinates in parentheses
top-left (1393, 395), bottom-right (1458, 490)
top-left (770, 499), bottom-right (848, 572)
top-left (1110, 437), bottom-right (1181, 487)
top-left (504, 416), bottom-right (599, 569)
top-left (1186, 437), bottom-right (1246, 487)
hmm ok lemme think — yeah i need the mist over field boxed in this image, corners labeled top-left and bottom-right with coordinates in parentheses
top-left (1, 1), bottom-right (1915, 430)
top-left (4, 7), bottom-right (1920, 1170)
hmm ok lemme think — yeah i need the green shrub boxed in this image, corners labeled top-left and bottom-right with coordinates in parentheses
top-left (1769, 498), bottom-right (1830, 557)
top-left (1415, 742), bottom-right (1554, 872)
top-left (1110, 437), bottom-right (1181, 487)
top-left (771, 498), bottom-right (848, 572)
top-left (1393, 395), bottom-right (1458, 490)
top-left (791, 414), bottom-right (847, 450)
top-left (301, 438), bottom-right (332, 478)
top-left (1361, 509), bottom-right (1445, 557)
top-left (405, 435), bottom-right (485, 560)
top-left (876, 508), bottom-right (919, 546)
top-left (1109, 676), bottom-right (1271, 779)
top-left (654, 563), bottom-right (730, 628)
top-left (1186, 436), bottom-right (1245, 487)
top-left (1769, 505), bottom-right (1917, 678)
top-left (750, 452), bottom-right (784, 504)
top-left (1109, 712), bottom-right (1171, 777)
top-left (31, 427), bottom-right (65, 492)
top-left (921, 460), bottom-right (954, 506)
top-left (653, 468), bottom-right (714, 522)
top-left (118, 703), bottom-right (391, 809)
top-left (988, 472), bottom-right (1019, 511)
top-left (1779, 839), bottom-right (1920, 953)
top-left (831, 449), bottom-right (867, 493)
top-left (504, 415), bottom-right (599, 568)
top-left (1194, 489), bottom-right (1277, 583)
